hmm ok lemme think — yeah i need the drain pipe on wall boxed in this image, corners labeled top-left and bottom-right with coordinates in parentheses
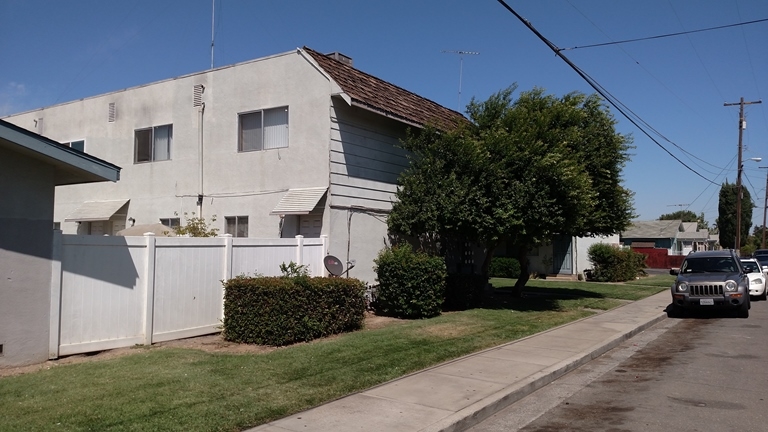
top-left (197, 101), bottom-right (205, 217)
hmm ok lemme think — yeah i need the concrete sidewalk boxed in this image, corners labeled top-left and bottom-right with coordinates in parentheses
top-left (249, 291), bottom-right (671, 432)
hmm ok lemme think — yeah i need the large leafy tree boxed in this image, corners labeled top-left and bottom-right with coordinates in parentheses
top-left (658, 210), bottom-right (709, 231)
top-left (388, 86), bottom-right (635, 293)
top-left (717, 181), bottom-right (753, 249)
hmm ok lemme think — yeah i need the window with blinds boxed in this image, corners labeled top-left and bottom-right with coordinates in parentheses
top-left (135, 124), bottom-right (172, 163)
top-left (238, 106), bottom-right (289, 152)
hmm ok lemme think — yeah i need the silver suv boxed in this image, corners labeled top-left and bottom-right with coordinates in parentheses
top-left (670, 250), bottom-right (750, 318)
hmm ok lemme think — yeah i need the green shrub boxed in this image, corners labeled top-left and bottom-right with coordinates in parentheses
top-left (587, 243), bottom-right (646, 282)
top-left (373, 244), bottom-right (447, 319)
top-left (444, 273), bottom-right (488, 311)
top-left (489, 257), bottom-right (521, 278)
top-left (222, 276), bottom-right (366, 346)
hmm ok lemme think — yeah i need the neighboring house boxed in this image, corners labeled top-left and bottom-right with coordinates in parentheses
top-left (676, 222), bottom-right (710, 254)
top-left (620, 220), bottom-right (683, 253)
top-left (529, 235), bottom-right (621, 278)
top-left (621, 220), bottom-right (712, 254)
top-left (0, 119), bottom-right (120, 367)
top-left (493, 234), bottom-right (620, 278)
top-left (3, 47), bottom-right (464, 283)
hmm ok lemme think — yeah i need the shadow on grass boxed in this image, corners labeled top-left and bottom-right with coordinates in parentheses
top-left (480, 287), bottom-right (607, 312)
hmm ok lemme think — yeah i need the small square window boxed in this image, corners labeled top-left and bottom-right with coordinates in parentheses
top-left (239, 107), bottom-right (288, 152)
top-left (225, 216), bottom-right (249, 237)
top-left (135, 124), bottom-right (172, 163)
top-left (159, 218), bottom-right (180, 229)
top-left (64, 140), bottom-right (85, 152)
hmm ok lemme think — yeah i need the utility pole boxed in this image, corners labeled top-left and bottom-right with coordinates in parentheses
top-left (724, 97), bottom-right (762, 251)
top-left (760, 166), bottom-right (768, 249)
top-left (441, 50), bottom-right (479, 111)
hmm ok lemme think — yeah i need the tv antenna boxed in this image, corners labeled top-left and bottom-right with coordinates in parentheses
top-left (441, 50), bottom-right (479, 111)
top-left (210, 0), bottom-right (216, 69)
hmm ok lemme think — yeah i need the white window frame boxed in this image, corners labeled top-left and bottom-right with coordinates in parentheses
top-left (63, 140), bottom-right (86, 152)
top-left (225, 216), bottom-right (249, 237)
top-left (159, 218), bottom-right (181, 229)
top-left (238, 106), bottom-right (289, 152)
top-left (135, 124), bottom-right (172, 163)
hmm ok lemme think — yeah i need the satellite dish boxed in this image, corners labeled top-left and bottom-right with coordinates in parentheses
top-left (324, 255), bottom-right (344, 276)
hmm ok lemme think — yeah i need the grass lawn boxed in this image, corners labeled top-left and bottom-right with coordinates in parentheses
top-left (0, 277), bottom-right (668, 432)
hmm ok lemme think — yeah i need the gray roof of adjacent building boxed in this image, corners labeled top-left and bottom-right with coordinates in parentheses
top-left (0, 119), bottom-right (121, 185)
top-left (622, 220), bottom-right (683, 239)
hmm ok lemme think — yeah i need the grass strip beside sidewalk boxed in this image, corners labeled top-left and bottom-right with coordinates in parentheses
top-left (0, 276), bottom-right (669, 432)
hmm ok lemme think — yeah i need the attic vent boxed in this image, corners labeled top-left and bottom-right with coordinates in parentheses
top-left (35, 117), bottom-right (44, 134)
top-left (325, 52), bottom-right (353, 67)
top-left (108, 102), bottom-right (116, 122)
top-left (193, 84), bottom-right (205, 107)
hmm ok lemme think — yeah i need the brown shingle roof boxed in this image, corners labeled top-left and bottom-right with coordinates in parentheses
top-left (304, 47), bottom-right (465, 130)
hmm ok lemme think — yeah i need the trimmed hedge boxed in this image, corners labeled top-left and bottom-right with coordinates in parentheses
top-left (489, 257), bottom-right (521, 278)
top-left (444, 273), bottom-right (488, 311)
top-left (373, 244), bottom-right (447, 319)
top-left (587, 243), bottom-right (646, 282)
top-left (222, 276), bottom-right (366, 346)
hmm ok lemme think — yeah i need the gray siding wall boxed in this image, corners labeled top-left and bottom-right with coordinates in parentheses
top-left (0, 147), bottom-right (54, 366)
top-left (328, 102), bottom-right (412, 283)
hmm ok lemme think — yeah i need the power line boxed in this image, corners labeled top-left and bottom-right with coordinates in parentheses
top-left (559, 17), bottom-right (768, 51)
top-left (494, 0), bottom-right (719, 185)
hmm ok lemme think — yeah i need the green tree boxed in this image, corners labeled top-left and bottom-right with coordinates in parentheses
top-left (658, 210), bottom-right (709, 231)
top-left (388, 86), bottom-right (635, 294)
top-left (716, 181), bottom-right (752, 249)
top-left (174, 212), bottom-right (219, 237)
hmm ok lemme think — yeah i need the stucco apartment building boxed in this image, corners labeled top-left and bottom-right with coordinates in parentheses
top-left (3, 47), bottom-right (463, 283)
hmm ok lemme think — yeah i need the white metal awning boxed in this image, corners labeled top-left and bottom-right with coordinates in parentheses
top-left (271, 187), bottom-right (327, 215)
top-left (64, 199), bottom-right (129, 222)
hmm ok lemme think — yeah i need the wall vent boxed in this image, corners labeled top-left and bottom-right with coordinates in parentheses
top-left (108, 102), bottom-right (116, 122)
top-left (193, 84), bottom-right (205, 107)
top-left (34, 117), bottom-right (44, 135)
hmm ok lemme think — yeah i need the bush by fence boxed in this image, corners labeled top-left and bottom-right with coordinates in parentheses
top-left (587, 243), bottom-right (646, 282)
top-left (222, 276), bottom-right (366, 346)
top-left (489, 257), bottom-right (521, 278)
top-left (373, 244), bottom-right (447, 319)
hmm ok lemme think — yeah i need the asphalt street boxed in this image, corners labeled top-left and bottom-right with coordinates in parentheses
top-left (470, 298), bottom-right (768, 431)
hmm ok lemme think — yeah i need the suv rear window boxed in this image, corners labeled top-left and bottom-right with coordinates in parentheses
top-left (681, 257), bottom-right (738, 273)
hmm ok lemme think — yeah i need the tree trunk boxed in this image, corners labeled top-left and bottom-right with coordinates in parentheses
top-left (512, 248), bottom-right (530, 297)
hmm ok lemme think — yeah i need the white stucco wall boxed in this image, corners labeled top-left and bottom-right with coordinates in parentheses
top-left (0, 147), bottom-right (54, 367)
top-left (4, 50), bottom-right (333, 242)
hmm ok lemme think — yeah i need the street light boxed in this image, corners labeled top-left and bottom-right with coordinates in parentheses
top-left (736, 157), bottom-right (762, 251)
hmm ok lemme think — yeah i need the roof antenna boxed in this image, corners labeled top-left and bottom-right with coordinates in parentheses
top-left (441, 50), bottom-right (479, 111)
top-left (210, 0), bottom-right (215, 69)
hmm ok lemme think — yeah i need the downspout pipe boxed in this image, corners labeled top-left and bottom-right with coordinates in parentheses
top-left (198, 102), bottom-right (205, 217)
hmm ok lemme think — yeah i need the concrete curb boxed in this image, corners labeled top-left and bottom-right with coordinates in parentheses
top-left (422, 302), bottom-right (669, 432)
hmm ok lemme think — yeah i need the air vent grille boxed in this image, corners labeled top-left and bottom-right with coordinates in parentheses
top-left (193, 84), bottom-right (205, 107)
top-left (108, 102), bottom-right (116, 122)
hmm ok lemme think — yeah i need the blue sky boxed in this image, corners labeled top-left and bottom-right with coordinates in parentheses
top-left (2, 0), bottom-right (767, 230)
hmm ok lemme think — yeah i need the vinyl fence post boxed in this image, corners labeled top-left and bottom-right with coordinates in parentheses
top-left (143, 233), bottom-right (157, 346)
top-left (295, 235), bottom-right (304, 267)
top-left (221, 234), bottom-right (233, 321)
top-left (48, 230), bottom-right (63, 359)
top-left (320, 234), bottom-right (329, 277)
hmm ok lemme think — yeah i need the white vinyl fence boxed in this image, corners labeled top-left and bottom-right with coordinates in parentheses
top-left (49, 232), bottom-right (328, 358)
